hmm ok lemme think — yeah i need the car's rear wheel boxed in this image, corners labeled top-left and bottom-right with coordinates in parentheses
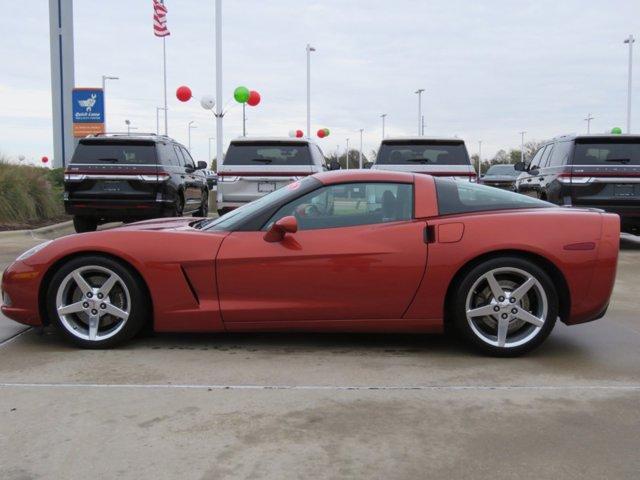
top-left (194, 191), bottom-right (209, 217)
top-left (46, 255), bottom-right (148, 349)
top-left (452, 257), bottom-right (558, 357)
top-left (73, 216), bottom-right (98, 233)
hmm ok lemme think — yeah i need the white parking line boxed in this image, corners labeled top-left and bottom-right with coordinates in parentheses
top-left (0, 328), bottom-right (31, 348)
top-left (0, 383), bottom-right (639, 392)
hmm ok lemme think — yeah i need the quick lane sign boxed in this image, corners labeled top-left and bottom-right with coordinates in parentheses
top-left (72, 88), bottom-right (105, 137)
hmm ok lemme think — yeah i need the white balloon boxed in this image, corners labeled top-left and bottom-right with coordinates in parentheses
top-left (200, 95), bottom-right (215, 110)
top-left (18, 155), bottom-right (25, 161)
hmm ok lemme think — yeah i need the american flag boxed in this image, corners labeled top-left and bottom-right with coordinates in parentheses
top-left (153, 0), bottom-right (170, 37)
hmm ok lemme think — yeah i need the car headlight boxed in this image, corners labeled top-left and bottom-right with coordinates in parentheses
top-left (16, 240), bottom-right (53, 262)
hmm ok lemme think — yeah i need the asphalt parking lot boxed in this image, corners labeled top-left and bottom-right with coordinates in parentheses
top-left (1, 226), bottom-right (639, 479)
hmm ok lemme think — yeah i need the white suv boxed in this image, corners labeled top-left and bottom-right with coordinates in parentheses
top-left (372, 137), bottom-right (477, 181)
top-left (217, 137), bottom-right (328, 215)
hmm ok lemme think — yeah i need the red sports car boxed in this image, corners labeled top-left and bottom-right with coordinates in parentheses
top-left (1, 170), bottom-right (619, 356)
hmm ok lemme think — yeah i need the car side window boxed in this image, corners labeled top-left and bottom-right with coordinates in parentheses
top-left (549, 141), bottom-right (572, 167)
top-left (181, 147), bottom-right (196, 169)
top-left (529, 146), bottom-right (546, 169)
top-left (314, 145), bottom-right (328, 169)
top-left (539, 144), bottom-right (554, 168)
top-left (158, 142), bottom-right (180, 166)
top-left (264, 182), bottom-right (413, 231)
top-left (174, 145), bottom-right (187, 167)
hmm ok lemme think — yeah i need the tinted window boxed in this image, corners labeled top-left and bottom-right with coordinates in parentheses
top-left (572, 139), bottom-right (640, 165)
top-left (528, 146), bottom-right (546, 169)
top-left (174, 146), bottom-right (187, 166)
top-left (435, 178), bottom-right (552, 215)
top-left (376, 141), bottom-right (470, 165)
top-left (265, 182), bottom-right (413, 230)
top-left (485, 164), bottom-right (518, 176)
top-left (224, 142), bottom-right (312, 166)
top-left (548, 141), bottom-right (572, 167)
top-left (157, 142), bottom-right (180, 166)
top-left (539, 145), bottom-right (554, 168)
top-left (181, 147), bottom-right (196, 168)
top-left (71, 140), bottom-right (157, 165)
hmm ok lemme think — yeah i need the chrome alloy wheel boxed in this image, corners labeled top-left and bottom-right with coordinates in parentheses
top-left (55, 265), bottom-right (131, 342)
top-left (465, 267), bottom-right (548, 349)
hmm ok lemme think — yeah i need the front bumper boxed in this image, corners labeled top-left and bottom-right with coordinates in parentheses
top-left (1, 261), bottom-right (43, 326)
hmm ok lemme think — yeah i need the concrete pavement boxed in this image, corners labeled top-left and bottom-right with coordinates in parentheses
top-left (0, 228), bottom-right (639, 479)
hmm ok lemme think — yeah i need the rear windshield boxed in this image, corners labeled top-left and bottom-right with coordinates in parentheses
top-left (485, 164), bottom-right (518, 176)
top-left (224, 142), bottom-right (312, 166)
top-left (573, 138), bottom-right (640, 165)
top-left (71, 140), bottom-right (157, 165)
top-left (435, 178), bottom-right (552, 215)
top-left (376, 141), bottom-right (470, 165)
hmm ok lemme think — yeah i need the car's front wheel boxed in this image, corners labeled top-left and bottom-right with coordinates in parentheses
top-left (46, 255), bottom-right (148, 348)
top-left (452, 256), bottom-right (558, 357)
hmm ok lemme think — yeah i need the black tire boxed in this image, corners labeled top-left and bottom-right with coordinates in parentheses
top-left (73, 216), bottom-right (98, 233)
top-left (168, 194), bottom-right (184, 217)
top-left (193, 190), bottom-right (209, 217)
top-left (451, 256), bottom-right (558, 357)
top-left (46, 255), bottom-right (149, 349)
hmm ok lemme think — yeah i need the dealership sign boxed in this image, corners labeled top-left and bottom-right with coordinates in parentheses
top-left (72, 88), bottom-right (105, 137)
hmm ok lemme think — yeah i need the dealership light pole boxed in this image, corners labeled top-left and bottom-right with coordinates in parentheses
top-left (624, 34), bottom-right (635, 133)
top-left (584, 113), bottom-right (594, 134)
top-left (345, 137), bottom-right (350, 170)
top-left (125, 119), bottom-right (131, 135)
top-left (214, 0), bottom-right (223, 173)
top-left (415, 89), bottom-right (425, 136)
top-left (306, 44), bottom-right (316, 139)
top-left (381, 113), bottom-right (387, 139)
top-left (519, 131), bottom-right (526, 163)
top-left (156, 106), bottom-right (166, 135)
top-left (478, 140), bottom-right (482, 175)
top-left (188, 121), bottom-right (197, 151)
top-left (101, 75), bottom-right (118, 132)
top-left (358, 128), bottom-right (364, 169)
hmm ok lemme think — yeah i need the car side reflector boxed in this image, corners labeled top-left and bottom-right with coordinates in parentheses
top-left (563, 242), bottom-right (596, 251)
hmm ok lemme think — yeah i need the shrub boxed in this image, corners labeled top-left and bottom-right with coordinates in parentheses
top-left (0, 158), bottom-right (64, 224)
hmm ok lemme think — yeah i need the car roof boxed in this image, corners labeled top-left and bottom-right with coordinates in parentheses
top-left (551, 133), bottom-right (640, 143)
top-left (315, 169), bottom-right (415, 185)
top-left (83, 133), bottom-right (187, 148)
top-left (381, 136), bottom-right (465, 143)
top-left (230, 136), bottom-right (315, 144)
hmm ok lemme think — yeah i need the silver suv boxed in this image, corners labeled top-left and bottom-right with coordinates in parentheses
top-left (371, 137), bottom-right (477, 181)
top-left (217, 137), bottom-right (328, 215)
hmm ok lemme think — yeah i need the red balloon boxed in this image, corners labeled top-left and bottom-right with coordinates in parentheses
top-left (317, 129), bottom-right (326, 138)
top-left (247, 90), bottom-right (261, 106)
top-left (176, 85), bottom-right (192, 102)
top-left (296, 130), bottom-right (304, 138)
top-left (41, 156), bottom-right (49, 164)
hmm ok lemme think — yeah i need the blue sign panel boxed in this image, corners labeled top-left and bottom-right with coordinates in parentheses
top-left (72, 88), bottom-right (104, 124)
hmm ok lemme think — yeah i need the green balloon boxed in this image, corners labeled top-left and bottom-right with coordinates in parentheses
top-left (234, 86), bottom-right (250, 103)
top-left (611, 127), bottom-right (622, 134)
top-left (323, 128), bottom-right (330, 136)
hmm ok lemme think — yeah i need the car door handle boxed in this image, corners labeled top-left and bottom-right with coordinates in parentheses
top-left (526, 179), bottom-right (532, 182)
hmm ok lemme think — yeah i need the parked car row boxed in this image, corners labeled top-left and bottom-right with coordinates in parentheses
top-left (63, 132), bottom-right (640, 235)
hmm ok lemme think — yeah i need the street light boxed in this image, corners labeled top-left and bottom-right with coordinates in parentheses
top-left (358, 128), bottom-right (364, 169)
top-left (478, 140), bottom-right (482, 175)
top-left (519, 131), bottom-right (526, 163)
top-left (345, 137), bottom-right (350, 170)
top-left (101, 75), bottom-right (119, 131)
top-left (156, 107), bottom-right (167, 135)
top-left (306, 44), bottom-right (316, 139)
top-left (624, 34), bottom-right (635, 133)
top-left (188, 121), bottom-right (197, 151)
top-left (380, 113), bottom-right (387, 139)
top-left (124, 119), bottom-right (137, 135)
top-left (584, 113), bottom-right (594, 134)
top-left (415, 89), bottom-right (425, 136)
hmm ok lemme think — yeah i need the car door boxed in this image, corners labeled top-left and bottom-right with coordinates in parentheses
top-left (176, 146), bottom-right (200, 208)
top-left (536, 143), bottom-right (554, 198)
top-left (519, 145), bottom-right (547, 198)
top-left (216, 181), bottom-right (428, 325)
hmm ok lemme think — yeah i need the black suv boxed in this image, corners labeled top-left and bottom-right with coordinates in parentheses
top-left (515, 134), bottom-right (640, 233)
top-left (65, 134), bottom-right (209, 232)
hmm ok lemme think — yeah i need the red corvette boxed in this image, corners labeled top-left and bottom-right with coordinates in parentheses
top-left (1, 170), bottom-right (619, 356)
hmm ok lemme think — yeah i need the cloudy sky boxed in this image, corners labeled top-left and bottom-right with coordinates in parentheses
top-left (0, 0), bottom-right (638, 165)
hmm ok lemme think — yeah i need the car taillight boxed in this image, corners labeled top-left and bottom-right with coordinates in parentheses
top-left (557, 174), bottom-right (592, 184)
top-left (141, 173), bottom-right (170, 182)
top-left (220, 176), bottom-right (239, 182)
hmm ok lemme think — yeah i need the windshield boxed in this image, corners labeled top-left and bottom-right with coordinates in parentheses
top-left (71, 140), bottom-right (157, 165)
top-left (376, 141), bottom-right (470, 165)
top-left (204, 176), bottom-right (319, 231)
top-left (573, 139), bottom-right (640, 165)
top-left (223, 142), bottom-right (312, 166)
top-left (435, 178), bottom-right (552, 215)
top-left (485, 164), bottom-right (518, 176)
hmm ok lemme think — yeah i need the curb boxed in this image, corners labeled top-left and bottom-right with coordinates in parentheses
top-left (0, 220), bottom-right (73, 240)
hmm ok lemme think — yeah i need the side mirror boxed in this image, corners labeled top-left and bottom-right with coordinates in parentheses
top-left (197, 161), bottom-right (208, 170)
top-left (264, 215), bottom-right (298, 242)
top-left (363, 162), bottom-right (374, 169)
top-left (514, 161), bottom-right (525, 171)
top-left (529, 168), bottom-right (539, 176)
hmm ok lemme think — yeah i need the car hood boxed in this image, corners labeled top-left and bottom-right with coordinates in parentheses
top-left (116, 217), bottom-right (203, 231)
top-left (482, 175), bottom-right (517, 182)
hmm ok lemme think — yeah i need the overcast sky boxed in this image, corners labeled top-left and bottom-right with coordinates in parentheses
top-left (1, 0), bottom-right (638, 165)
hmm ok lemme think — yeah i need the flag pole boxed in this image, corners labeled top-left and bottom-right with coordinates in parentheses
top-left (162, 36), bottom-right (168, 135)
